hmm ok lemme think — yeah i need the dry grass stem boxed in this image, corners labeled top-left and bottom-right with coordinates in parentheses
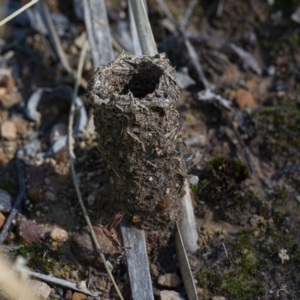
top-left (68, 35), bottom-right (124, 300)
top-left (0, 0), bottom-right (39, 28)
top-left (129, 0), bottom-right (157, 55)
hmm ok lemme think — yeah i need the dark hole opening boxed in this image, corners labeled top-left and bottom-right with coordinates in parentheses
top-left (151, 106), bottom-right (165, 117)
top-left (120, 63), bottom-right (163, 98)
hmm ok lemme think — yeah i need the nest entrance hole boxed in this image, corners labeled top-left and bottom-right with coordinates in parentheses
top-left (120, 62), bottom-right (163, 99)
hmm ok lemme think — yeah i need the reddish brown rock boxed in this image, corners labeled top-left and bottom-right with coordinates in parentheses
top-left (11, 116), bottom-right (29, 135)
top-left (0, 211), bottom-right (6, 228)
top-left (18, 220), bottom-right (44, 244)
top-left (235, 88), bottom-right (255, 108)
top-left (0, 147), bottom-right (6, 163)
top-left (71, 225), bottom-right (119, 268)
top-left (0, 75), bottom-right (16, 92)
top-left (0, 120), bottom-right (17, 140)
top-left (54, 146), bottom-right (69, 166)
top-left (72, 292), bottom-right (86, 300)
top-left (27, 187), bottom-right (43, 203)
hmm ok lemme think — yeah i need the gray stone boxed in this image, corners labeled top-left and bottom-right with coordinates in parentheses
top-left (158, 273), bottom-right (182, 288)
top-left (160, 290), bottom-right (184, 300)
top-left (28, 279), bottom-right (51, 299)
top-left (0, 189), bottom-right (13, 212)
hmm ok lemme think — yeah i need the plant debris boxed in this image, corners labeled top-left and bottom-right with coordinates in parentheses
top-left (86, 52), bottom-right (187, 231)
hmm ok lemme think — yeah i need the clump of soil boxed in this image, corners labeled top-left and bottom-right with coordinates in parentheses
top-left (86, 52), bottom-right (187, 230)
top-left (196, 156), bottom-right (267, 225)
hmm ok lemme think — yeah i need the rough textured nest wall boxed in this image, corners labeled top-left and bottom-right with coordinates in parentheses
top-left (86, 52), bottom-right (187, 230)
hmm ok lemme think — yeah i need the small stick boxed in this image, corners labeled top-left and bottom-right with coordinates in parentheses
top-left (28, 271), bottom-right (101, 297)
top-left (156, 0), bottom-right (209, 90)
top-left (128, 0), bottom-right (157, 55)
top-left (180, 0), bottom-right (197, 31)
top-left (37, 1), bottom-right (87, 88)
top-left (180, 179), bottom-right (199, 253)
top-left (0, 158), bottom-right (26, 243)
top-left (216, 0), bottom-right (226, 17)
top-left (175, 222), bottom-right (199, 300)
top-left (0, 0), bottom-right (39, 27)
top-left (222, 242), bottom-right (228, 258)
top-left (128, 0), bottom-right (142, 55)
top-left (83, 0), bottom-right (113, 67)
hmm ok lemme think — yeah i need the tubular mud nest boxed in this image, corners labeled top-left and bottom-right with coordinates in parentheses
top-left (86, 52), bottom-right (187, 230)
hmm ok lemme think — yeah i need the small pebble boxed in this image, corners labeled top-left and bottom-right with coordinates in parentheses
top-left (150, 263), bottom-right (159, 277)
top-left (71, 225), bottom-right (118, 268)
top-left (0, 212), bottom-right (5, 228)
top-left (78, 280), bottom-right (87, 290)
top-left (242, 31), bottom-right (257, 47)
top-left (72, 292), bottom-right (86, 300)
top-left (235, 88), bottom-right (255, 108)
top-left (27, 279), bottom-right (51, 299)
top-left (44, 191), bottom-right (57, 202)
top-left (267, 65), bottom-right (276, 76)
top-left (56, 287), bottom-right (64, 296)
top-left (158, 273), bottom-right (182, 288)
top-left (0, 120), bottom-right (17, 140)
top-left (27, 187), bottom-right (43, 203)
top-left (278, 249), bottom-right (289, 264)
top-left (189, 175), bottom-right (199, 186)
top-left (0, 147), bottom-right (6, 162)
top-left (50, 123), bottom-right (67, 143)
top-left (18, 220), bottom-right (44, 244)
top-left (65, 289), bottom-right (73, 300)
top-left (54, 146), bottom-right (69, 165)
top-left (160, 290), bottom-right (184, 300)
top-left (44, 178), bottom-right (51, 185)
top-left (0, 189), bottom-right (12, 212)
top-left (294, 195), bottom-right (300, 204)
top-left (50, 227), bottom-right (69, 242)
top-left (87, 192), bottom-right (96, 206)
top-left (69, 270), bottom-right (79, 281)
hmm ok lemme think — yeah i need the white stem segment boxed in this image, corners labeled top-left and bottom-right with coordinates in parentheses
top-left (128, 0), bottom-right (157, 55)
top-left (128, 0), bottom-right (142, 55)
top-left (179, 179), bottom-right (199, 253)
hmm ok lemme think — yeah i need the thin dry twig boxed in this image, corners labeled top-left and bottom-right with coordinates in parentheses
top-left (179, 0), bottom-right (197, 31)
top-left (157, 0), bottom-right (255, 173)
top-left (37, 0), bottom-right (87, 88)
top-left (0, 158), bottom-right (26, 243)
top-left (0, 0), bottom-right (39, 27)
top-left (67, 34), bottom-right (124, 300)
top-left (156, 0), bottom-right (209, 89)
top-left (222, 242), bottom-right (229, 258)
top-left (216, 0), bottom-right (226, 17)
top-left (29, 271), bottom-right (101, 297)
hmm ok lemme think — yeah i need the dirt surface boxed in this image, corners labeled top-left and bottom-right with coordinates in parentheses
top-left (0, 0), bottom-right (300, 299)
